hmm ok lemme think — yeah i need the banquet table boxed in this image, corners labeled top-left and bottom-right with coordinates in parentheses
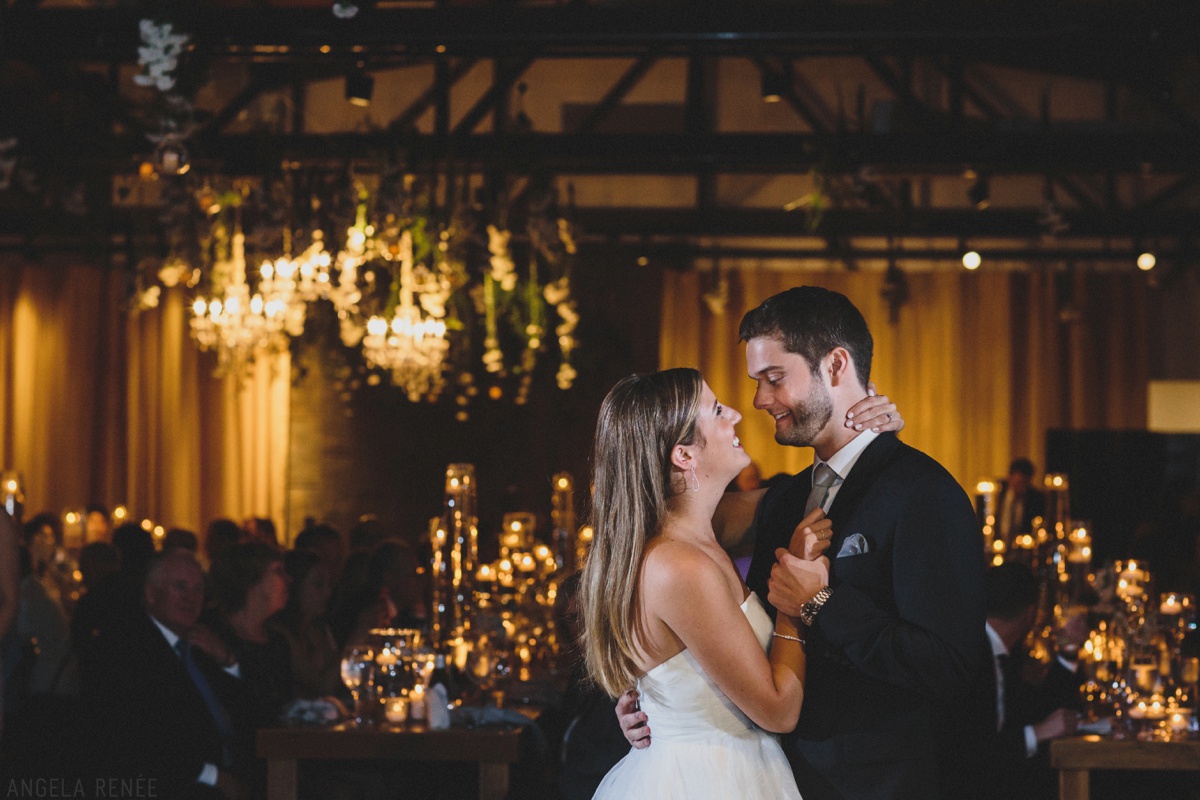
top-left (257, 722), bottom-right (528, 800)
top-left (1050, 735), bottom-right (1200, 800)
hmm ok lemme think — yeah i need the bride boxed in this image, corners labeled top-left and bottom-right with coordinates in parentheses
top-left (578, 368), bottom-right (828, 799)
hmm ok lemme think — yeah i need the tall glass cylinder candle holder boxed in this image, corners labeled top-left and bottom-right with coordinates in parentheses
top-left (430, 463), bottom-right (478, 647)
top-left (1043, 473), bottom-right (1070, 542)
top-left (430, 518), bottom-right (452, 648)
top-left (500, 512), bottom-right (535, 558)
top-left (551, 472), bottom-right (576, 572)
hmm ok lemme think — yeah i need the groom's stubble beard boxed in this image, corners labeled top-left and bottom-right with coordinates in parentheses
top-left (773, 374), bottom-right (834, 448)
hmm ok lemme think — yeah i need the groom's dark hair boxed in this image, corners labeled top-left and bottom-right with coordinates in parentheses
top-left (738, 286), bottom-right (873, 388)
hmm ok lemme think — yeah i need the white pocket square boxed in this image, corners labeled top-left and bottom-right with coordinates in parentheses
top-left (837, 533), bottom-right (869, 557)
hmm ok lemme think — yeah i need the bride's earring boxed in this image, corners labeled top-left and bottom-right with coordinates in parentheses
top-left (689, 465), bottom-right (700, 493)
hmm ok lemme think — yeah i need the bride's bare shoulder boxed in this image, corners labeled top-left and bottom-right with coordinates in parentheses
top-left (641, 538), bottom-right (728, 601)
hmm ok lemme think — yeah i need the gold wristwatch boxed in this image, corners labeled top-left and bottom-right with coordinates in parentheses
top-left (799, 586), bottom-right (832, 627)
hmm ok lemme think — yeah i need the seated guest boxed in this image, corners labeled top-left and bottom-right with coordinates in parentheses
top-left (84, 503), bottom-right (113, 545)
top-left (203, 519), bottom-right (242, 567)
top-left (347, 515), bottom-right (388, 553)
top-left (330, 540), bottom-right (425, 647)
top-left (77, 541), bottom-right (120, 592)
top-left (206, 542), bottom-right (294, 729)
top-left (83, 550), bottom-right (252, 799)
top-left (271, 548), bottom-right (341, 698)
top-left (21, 513), bottom-right (72, 610)
top-left (950, 562), bottom-right (1082, 799)
top-left (164, 527), bottom-right (200, 554)
top-left (71, 523), bottom-right (156, 671)
top-left (243, 517), bottom-right (280, 550)
top-left (12, 545), bottom-right (77, 703)
top-left (329, 548), bottom-right (378, 648)
top-left (369, 539), bottom-right (427, 630)
top-left (293, 523), bottom-right (345, 585)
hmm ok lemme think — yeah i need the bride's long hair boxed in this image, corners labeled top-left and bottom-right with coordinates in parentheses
top-left (580, 368), bottom-right (704, 697)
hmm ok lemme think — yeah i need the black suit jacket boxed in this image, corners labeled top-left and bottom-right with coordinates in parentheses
top-left (747, 433), bottom-right (987, 800)
top-left (948, 643), bottom-right (1084, 800)
top-left (82, 613), bottom-right (252, 798)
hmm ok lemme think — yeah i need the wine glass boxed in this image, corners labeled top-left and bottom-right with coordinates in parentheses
top-left (488, 647), bottom-right (514, 707)
top-left (341, 643), bottom-right (375, 725)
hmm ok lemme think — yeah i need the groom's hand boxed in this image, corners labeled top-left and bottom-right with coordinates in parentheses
top-left (768, 551), bottom-right (829, 618)
top-left (788, 508), bottom-right (832, 561)
top-left (616, 689), bottom-right (651, 749)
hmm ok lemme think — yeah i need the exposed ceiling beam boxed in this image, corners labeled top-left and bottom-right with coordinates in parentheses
top-left (574, 56), bottom-right (658, 134)
top-left (4, 206), bottom-right (1197, 245)
top-left (157, 131), bottom-right (1200, 175)
top-left (4, 5), bottom-right (1198, 63)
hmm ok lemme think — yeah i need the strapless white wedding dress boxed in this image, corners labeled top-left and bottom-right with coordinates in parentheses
top-left (593, 592), bottom-right (803, 799)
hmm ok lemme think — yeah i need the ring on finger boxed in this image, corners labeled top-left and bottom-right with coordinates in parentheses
top-left (885, 412), bottom-right (892, 421)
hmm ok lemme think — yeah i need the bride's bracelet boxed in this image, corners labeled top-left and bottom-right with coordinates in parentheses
top-left (771, 631), bottom-right (806, 646)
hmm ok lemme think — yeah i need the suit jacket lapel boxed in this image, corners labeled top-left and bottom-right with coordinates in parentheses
top-left (827, 432), bottom-right (902, 555)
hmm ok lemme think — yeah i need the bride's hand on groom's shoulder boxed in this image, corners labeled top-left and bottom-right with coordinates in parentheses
top-left (788, 508), bottom-right (832, 561)
top-left (845, 382), bottom-right (905, 433)
top-left (616, 689), bottom-right (652, 749)
top-left (768, 551), bottom-right (830, 618)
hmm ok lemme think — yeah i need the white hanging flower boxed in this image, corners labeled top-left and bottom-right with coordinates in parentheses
top-left (556, 362), bottom-right (577, 390)
top-left (487, 225), bottom-right (517, 292)
top-left (135, 20), bottom-right (190, 92)
top-left (542, 277), bottom-right (570, 306)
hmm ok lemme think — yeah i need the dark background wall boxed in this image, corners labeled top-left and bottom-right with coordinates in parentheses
top-left (286, 249), bottom-right (664, 553)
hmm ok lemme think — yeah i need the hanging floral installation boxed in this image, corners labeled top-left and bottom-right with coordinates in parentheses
top-left (135, 163), bottom-right (579, 414)
top-left (119, 12), bottom-right (579, 411)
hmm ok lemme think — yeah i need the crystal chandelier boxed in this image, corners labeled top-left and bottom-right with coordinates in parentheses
top-left (190, 226), bottom-right (294, 376)
top-left (359, 230), bottom-right (451, 401)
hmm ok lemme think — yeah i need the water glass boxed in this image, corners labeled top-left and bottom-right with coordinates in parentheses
top-left (341, 643), bottom-right (376, 725)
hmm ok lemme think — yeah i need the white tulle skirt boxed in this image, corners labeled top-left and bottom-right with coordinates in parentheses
top-left (592, 733), bottom-right (803, 800)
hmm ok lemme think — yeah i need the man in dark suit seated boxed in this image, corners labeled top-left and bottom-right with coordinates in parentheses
top-left (82, 550), bottom-right (253, 799)
top-left (949, 562), bottom-right (1083, 799)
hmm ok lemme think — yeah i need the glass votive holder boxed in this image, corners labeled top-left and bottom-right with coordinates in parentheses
top-left (1167, 709), bottom-right (1192, 738)
top-left (383, 696), bottom-right (409, 727)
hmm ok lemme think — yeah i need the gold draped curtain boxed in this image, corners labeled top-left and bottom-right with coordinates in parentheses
top-left (0, 258), bottom-right (289, 536)
top-left (660, 267), bottom-right (1149, 491)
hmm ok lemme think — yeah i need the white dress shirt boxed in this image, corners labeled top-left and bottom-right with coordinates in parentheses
top-left (985, 622), bottom-right (1038, 757)
top-left (812, 429), bottom-right (878, 512)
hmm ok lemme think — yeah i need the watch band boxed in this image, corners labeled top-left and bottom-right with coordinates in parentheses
top-left (799, 586), bottom-right (832, 627)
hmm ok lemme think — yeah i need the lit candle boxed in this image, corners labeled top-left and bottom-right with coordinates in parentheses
top-left (1127, 701), bottom-right (1147, 720)
top-left (376, 649), bottom-right (398, 667)
top-left (1160, 594), bottom-right (1183, 615)
top-left (1170, 712), bottom-right (1190, 733)
top-left (385, 698), bottom-right (408, 724)
top-left (476, 564), bottom-right (495, 583)
top-left (409, 684), bottom-right (426, 721)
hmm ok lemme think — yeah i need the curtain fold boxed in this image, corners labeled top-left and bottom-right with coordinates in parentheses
top-left (660, 267), bottom-right (1149, 491)
top-left (1, 261), bottom-right (289, 536)
top-left (0, 259), bottom-right (126, 516)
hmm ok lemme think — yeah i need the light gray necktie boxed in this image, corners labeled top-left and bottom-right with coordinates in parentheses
top-left (804, 462), bottom-right (840, 516)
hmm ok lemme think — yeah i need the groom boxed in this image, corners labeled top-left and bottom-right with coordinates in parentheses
top-left (621, 286), bottom-right (986, 800)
